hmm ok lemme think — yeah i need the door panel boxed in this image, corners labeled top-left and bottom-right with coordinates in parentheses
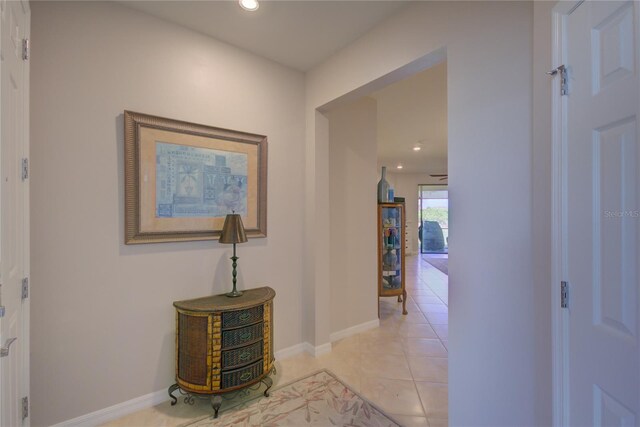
top-left (594, 385), bottom-right (636, 426)
top-left (0, 0), bottom-right (28, 425)
top-left (564, 1), bottom-right (639, 425)
top-left (595, 118), bottom-right (637, 337)
top-left (592, 1), bottom-right (635, 94)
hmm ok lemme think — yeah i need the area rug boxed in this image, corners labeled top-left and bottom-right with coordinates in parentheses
top-left (423, 256), bottom-right (448, 275)
top-left (184, 369), bottom-right (401, 427)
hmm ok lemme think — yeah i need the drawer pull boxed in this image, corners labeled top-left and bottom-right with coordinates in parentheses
top-left (239, 352), bottom-right (252, 361)
top-left (240, 332), bottom-right (252, 341)
top-left (240, 372), bottom-right (252, 381)
top-left (239, 312), bottom-right (251, 321)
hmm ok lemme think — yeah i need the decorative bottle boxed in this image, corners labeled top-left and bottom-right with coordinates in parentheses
top-left (383, 249), bottom-right (396, 270)
top-left (377, 166), bottom-right (390, 203)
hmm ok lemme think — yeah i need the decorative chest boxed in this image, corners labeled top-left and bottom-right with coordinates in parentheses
top-left (168, 286), bottom-right (276, 417)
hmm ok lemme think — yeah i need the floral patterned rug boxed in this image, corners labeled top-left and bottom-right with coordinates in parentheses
top-left (184, 369), bottom-right (401, 427)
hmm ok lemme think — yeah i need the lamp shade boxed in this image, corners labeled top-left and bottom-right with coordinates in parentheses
top-left (219, 214), bottom-right (248, 244)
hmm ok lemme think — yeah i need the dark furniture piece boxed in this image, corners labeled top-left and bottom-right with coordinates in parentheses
top-left (168, 287), bottom-right (276, 417)
top-left (422, 220), bottom-right (445, 252)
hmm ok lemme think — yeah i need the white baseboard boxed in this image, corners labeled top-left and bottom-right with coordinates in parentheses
top-left (52, 321), bottom-right (379, 427)
top-left (274, 342), bottom-right (307, 360)
top-left (303, 341), bottom-right (332, 357)
top-left (50, 388), bottom-right (168, 427)
top-left (330, 318), bottom-right (380, 342)
top-left (276, 319), bottom-right (381, 361)
top-left (272, 341), bottom-right (332, 360)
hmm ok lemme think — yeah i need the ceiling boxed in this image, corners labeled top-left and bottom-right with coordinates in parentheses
top-left (372, 61), bottom-right (448, 175)
top-left (120, 0), bottom-right (408, 71)
top-left (119, 0), bottom-right (445, 175)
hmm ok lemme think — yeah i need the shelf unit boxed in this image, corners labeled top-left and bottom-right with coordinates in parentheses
top-left (377, 202), bottom-right (407, 315)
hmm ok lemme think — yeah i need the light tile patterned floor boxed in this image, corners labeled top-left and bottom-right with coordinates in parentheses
top-left (103, 255), bottom-right (448, 427)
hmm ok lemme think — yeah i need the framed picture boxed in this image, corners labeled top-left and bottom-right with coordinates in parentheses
top-left (124, 111), bottom-right (267, 244)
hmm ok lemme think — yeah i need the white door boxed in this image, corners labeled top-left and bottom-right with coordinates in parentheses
top-left (560, 0), bottom-right (640, 425)
top-left (0, 0), bottom-right (29, 426)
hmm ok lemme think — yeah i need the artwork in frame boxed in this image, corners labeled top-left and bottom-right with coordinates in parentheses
top-left (124, 111), bottom-right (267, 244)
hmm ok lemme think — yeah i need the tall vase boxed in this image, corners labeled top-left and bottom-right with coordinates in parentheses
top-left (377, 166), bottom-right (390, 203)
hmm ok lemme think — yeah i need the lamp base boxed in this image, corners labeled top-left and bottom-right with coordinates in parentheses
top-left (226, 289), bottom-right (244, 298)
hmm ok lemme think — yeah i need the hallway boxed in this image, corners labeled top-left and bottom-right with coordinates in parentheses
top-left (279, 254), bottom-right (450, 426)
top-left (103, 255), bottom-right (449, 426)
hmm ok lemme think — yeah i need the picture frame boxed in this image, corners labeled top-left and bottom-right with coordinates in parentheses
top-left (124, 111), bottom-right (267, 244)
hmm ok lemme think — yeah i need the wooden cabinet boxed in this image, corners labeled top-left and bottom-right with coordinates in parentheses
top-left (378, 203), bottom-right (408, 314)
top-left (168, 287), bottom-right (276, 417)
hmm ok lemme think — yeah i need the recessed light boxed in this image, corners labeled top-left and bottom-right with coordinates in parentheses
top-left (413, 146), bottom-right (421, 151)
top-left (239, 0), bottom-right (259, 11)
top-left (397, 164), bottom-right (403, 169)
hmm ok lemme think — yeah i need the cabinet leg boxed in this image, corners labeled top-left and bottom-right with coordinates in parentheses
top-left (263, 375), bottom-right (273, 397)
top-left (397, 295), bottom-right (402, 302)
top-left (168, 383), bottom-right (179, 406)
top-left (211, 395), bottom-right (222, 418)
top-left (402, 290), bottom-right (408, 315)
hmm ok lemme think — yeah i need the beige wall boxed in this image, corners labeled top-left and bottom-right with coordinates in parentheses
top-left (306, 2), bottom-right (537, 424)
top-left (327, 97), bottom-right (379, 334)
top-left (27, 0), bottom-right (560, 424)
top-left (374, 61), bottom-right (448, 175)
top-left (30, 2), bottom-right (305, 425)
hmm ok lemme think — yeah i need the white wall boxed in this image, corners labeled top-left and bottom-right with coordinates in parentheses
top-left (30, 2), bottom-right (305, 425)
top-left (327, 97), bottom-right (379, 335)
top-left (306, 2), bottom-right (537, 425)
top-left (532, 1), bottom-right (557, 423)
top-left (386, 172), bottom-right (446, 255)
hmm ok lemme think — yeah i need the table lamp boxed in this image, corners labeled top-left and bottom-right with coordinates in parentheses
top-left (219, 212), bottom-right (248, 297)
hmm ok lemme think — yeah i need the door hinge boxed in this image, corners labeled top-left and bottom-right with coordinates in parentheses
top-left (547, 64), bottom-right (568, 96)
top-left (0, 338), bottom-right (17, 358)
top-left (21, 277), bottom-right (28, 300)
top-left (21, 396), bottom-right (28, 420)
top-left (22, 38), bottom-right (29, 61)
top-left (561, 281), bottom-right (569, 308)
top-left (21, 158), bottom-right (28, 181)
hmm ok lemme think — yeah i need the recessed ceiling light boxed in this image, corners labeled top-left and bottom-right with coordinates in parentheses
top-left (239, 0), bottom-right (259, 11)
top-left (413, 146), bottom-right (421, 151)
top-left (397, 164), bottom-right (403, 169)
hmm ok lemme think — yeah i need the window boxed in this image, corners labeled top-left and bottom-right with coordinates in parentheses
top-left (418, 185), bottom-right (448, 254)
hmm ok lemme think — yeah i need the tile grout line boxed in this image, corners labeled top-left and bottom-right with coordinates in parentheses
top-left (409, 256), bottom-right (449, 422)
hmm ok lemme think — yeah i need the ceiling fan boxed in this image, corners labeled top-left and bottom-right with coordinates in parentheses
top-left (430, 174), bottom-right (448, 181)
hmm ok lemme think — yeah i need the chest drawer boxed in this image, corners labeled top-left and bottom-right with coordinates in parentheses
top-left (222, 341), bottom-right (263, 370)
top-left (222, 305), bottom-right (264, 329)
top-left (172, 287), bottom-right (275, 398)
top-left (221, 360), bottom-right (264, 389)
top-left (222, 322), bottom-right (263, 348)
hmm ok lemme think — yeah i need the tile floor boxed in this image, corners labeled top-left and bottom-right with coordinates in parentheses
top-left (103, 255), bottom-right (448, 427)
